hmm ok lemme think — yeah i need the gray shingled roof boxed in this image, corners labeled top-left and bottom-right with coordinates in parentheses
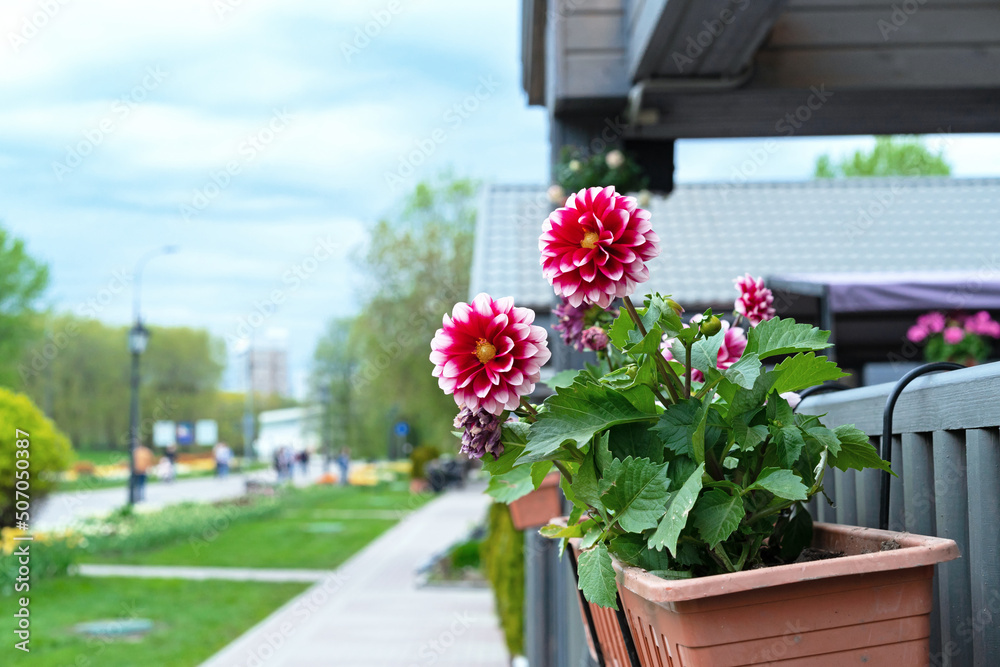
top-left (470, 178), bottom-right (1000, 310)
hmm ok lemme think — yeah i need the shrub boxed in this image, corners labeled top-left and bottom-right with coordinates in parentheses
top-left (0, 388), bottom-right (73, 527)
top-left (480, 502), bottom-right (524, 656)
top-left (0, 527), bottom-right (80, 596)
top-left (409, 444), bottom-right (441, 480)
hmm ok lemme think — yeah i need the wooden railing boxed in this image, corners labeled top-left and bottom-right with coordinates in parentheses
top-left (798, 363), bottom-right (1000, 667)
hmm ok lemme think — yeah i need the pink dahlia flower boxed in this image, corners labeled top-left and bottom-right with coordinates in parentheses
top-left (734, 274), bottom-right (775, 326)
top-left (539, 186), bottom-right (659, 309)
top-left (943, 326), bottom-right (965, 345)
top-left (661, 321), bottom-right (747, 383)
top-left (430, 293), bottom-right (551, 415)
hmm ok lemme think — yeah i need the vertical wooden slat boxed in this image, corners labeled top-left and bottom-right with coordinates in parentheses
top-left (835, 467), bottom-right (858, 526)
top-left (902, 432), bottom-right (940, 658)
top-left (819, 465), bottom-right (838, 525)
top-left (856, 443), bottom-right (881, 528)
top-left (933, 429), bottom-right (972, 667)
top-left (966, 428), bottom-right (1000, 664)
top-left (889, 434), bottom-right (906, 532)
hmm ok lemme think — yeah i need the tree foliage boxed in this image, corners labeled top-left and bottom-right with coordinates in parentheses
top-left (312, 176), bottom-right (477, 458)
top-left (19, 315), bottom-right (225, 450)
top-left (0, 226), bottom-right (50, 388)
top-left (814, 135), bottom-right (951, 178)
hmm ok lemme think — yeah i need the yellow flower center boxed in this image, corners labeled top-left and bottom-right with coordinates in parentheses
top-left (475, 338), bottom-right (497, 364)
top-left (581, 231), bottom-right (600, 249)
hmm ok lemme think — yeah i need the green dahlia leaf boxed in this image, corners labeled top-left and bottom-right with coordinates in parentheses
top-left (648, 462), bottom-right (705, 555)
top-left (771, 353), bottom-right (849, 395)
top-left (577, 542), bottom-right (618, 609)
top-left (520, 379), bottom-right (654, 463)
top-left (745, 317), bottom-right (832, 360)
top-left (600, 456), bottom-right (671, 533)
top-left (750, 468), bottom-right (809, 501)
top-left (693, 488), bottom-right (745, 548)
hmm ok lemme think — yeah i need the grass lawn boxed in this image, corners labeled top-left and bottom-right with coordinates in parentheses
top-left (56, 463), bottom-right (268, 493)
top-left (83, 484), bottom-right (430, 570)
top-left (6, 576), bottom-right (307, 667)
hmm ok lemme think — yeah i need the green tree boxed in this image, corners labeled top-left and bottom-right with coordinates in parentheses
top-left (814, 135), bottom-right (951, 178)
top-left (314, 176), bottom-right (477, 459)
top-left (0, 388), bottom-right (72, 527)
top-left (20, 316), bottom-right (226, 450)
top-left (0, 226), bottom-right (50, 389)
top-left (312, 318), bottom-right (359, 461)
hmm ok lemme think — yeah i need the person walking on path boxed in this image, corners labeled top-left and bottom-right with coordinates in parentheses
top-left (214, 442), bottom-right (232, 477)
top-left (133, 444), bottom-right (154, 501)
top-left (336, 447), bottom-right (350, 486)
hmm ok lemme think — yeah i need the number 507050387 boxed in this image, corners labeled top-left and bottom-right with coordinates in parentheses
top-left (14, 429), bottom-right (30, 519)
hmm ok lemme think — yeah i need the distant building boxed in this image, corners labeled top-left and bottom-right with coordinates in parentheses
top-left (255, 406), bottom-right (321, 461)
top-left (250, 346), bottom-right (289, 398)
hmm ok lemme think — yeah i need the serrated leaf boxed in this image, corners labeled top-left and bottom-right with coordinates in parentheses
top-left (804, 426), bottom-right (841, 456)
top-left (608, 309), bottom-right (635, 350)
top-left (723, 353), bottom-right (762, 389)
top-left (725, 370), bottom-right (779, 420)
top-left (630, 325), bottom-right (665, 356)
top-left (581, 525), bottom-right (603, 549)
top-left (482, 421), bottom-right (530, 476)
top-left (774, 426), bottom-right (805, 468)
top-left (546, 368), bottom-right (584, 390)
top-left (691, 393), bottom-right (716, 464)
top-left (539, 519), bottom-right (592, 539)
top-left (649, 463), bottom-right (705, 555)
top-left (572, 450), bottom-right (604, 514)
top-left (692, 488), bottom-right (744, 547)
top-left (595, 431), bottom-right (612, 471)
top-left (750, 468), bottom-right (809, 501)
top-left (577, 542), bottom-right (618, 609)
top-left (531, 461), bottom-right (553, 489)
top-left (600, 457), bottom-right (671, 533)
top-left (733, 421), bottom-right (768, 452)
top-left (745, 317), bottom-right (832, 360)
top-left (689, 331), bottom-right (724, 376)
top-left (651, 399), bottom-right (701, 458)
top-left (520, 379), bottom-right (656, 463)
top-left (829, 426), bottom-right (892, 474)
top-left (771, 353), bottom-right (849, 394)
top-left (485, 465), bottom-right (535, 503)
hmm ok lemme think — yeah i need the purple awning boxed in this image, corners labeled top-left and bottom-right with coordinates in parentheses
top-left (768, 272), bottom-right (1000, 314)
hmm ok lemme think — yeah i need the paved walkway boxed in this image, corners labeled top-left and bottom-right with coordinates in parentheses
top-left (200, 484), bottom-right (508, 667)
top-left (77, 564), bottom-right (334, 583)
top-left (35, 464), bottom-right (326, 531)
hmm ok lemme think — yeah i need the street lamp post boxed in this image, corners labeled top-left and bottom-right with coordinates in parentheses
top-left (127, 245), bottom-right (177, 506)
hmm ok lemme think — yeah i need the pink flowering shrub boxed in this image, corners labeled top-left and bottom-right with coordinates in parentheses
top-left (907, 310), bottom-right (999, 364)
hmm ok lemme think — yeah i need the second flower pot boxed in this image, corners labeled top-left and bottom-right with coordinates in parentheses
top-left (508, 472), bottom-right (562, 530)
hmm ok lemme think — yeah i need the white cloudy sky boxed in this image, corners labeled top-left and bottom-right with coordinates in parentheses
top-left (2, 0), bottom-right (998, 396)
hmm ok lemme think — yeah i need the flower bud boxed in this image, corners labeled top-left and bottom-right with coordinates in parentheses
top-left (581, 326), bottom-right (609, 352)
top-left (666, 298), bottom-right (684, 315)
top-left (700, 315), bottom-right (722, 336)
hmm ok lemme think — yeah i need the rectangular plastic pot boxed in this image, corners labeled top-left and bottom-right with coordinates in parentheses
top-left (509, 472), bottom-right (562, 530)
top-left (614, 522), bottom-right (959, 666)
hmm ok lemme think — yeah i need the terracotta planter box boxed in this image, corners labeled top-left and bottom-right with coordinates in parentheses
top-left (508, 472), bottom-right (562, 530)
top-left (612, 523), bottom-right (959, 666)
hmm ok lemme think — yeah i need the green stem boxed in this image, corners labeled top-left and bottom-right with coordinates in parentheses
top-left (553, 460), bottom-right (573, 483)
top-left (684, 343), bottom-right (692, 399)
top-left (622, 296), bottom-right (682, 403)
top-left (519, 397), bottom-right (538, 418)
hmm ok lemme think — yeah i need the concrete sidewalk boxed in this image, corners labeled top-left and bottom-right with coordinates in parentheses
top-left (200, 484), bottom-right (508, 667)
top-left (35, 463), bottom-right (327, 531)
top-left (77, 564), bottom-right (335, 583)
